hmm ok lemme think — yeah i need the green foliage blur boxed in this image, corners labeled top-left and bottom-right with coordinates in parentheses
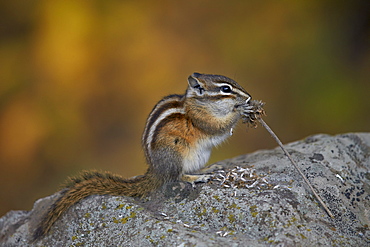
top-left (0, 1), bottom-right (369, 216)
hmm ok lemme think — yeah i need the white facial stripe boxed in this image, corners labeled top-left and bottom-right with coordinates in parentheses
top-left (204, 89), bottom-right (249, 98)
top-left (212, 82), bottom-right (250, 98)
top-left (233, 88), bottom-right (250, 98)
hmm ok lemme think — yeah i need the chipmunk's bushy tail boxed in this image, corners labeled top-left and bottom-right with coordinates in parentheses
top-left (33, 170), bottom-right (161, 241)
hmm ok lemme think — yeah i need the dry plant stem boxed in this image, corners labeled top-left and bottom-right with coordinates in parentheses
top-left (258, 118), bottom-right (335, 218)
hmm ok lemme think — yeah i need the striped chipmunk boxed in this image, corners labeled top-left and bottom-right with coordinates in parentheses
top-left (33, 72), bottom-right (253, 240)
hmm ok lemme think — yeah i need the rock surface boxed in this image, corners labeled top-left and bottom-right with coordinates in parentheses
top-left (1, 133), bottom-right (369, 246)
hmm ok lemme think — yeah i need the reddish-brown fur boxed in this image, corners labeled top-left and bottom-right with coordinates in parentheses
top-left (33, 73), bottom-right (251, 241)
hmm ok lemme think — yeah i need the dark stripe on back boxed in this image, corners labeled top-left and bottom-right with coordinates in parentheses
top-left (143, 94), bottom-right (184, 147)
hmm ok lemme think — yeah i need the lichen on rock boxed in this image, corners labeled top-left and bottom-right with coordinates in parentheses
top-left (1, 133), bottom-right (369, 246)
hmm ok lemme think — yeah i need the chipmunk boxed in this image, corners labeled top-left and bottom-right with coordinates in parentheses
top-left (33, 72), bottom-right (252, 240)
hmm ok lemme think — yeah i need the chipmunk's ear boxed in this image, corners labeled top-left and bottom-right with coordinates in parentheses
top-left (188, 73), bottom-right (205, 95)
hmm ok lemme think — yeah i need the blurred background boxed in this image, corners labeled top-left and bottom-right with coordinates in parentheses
top-left (0, 1), bottom-right (369, 216)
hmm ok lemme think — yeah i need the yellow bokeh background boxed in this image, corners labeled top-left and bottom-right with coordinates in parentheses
top-left (0, 1), bottom-right (369, 216)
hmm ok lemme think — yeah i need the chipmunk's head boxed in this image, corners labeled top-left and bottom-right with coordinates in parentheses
top-left (186, 72), bottom-right (251, 117)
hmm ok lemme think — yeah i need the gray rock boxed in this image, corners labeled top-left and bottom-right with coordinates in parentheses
top-left (1, 133), bottom-right (369, 246)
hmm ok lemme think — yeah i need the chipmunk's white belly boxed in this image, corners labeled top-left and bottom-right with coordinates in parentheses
top-left (182, 132), bottom-right (230, 173)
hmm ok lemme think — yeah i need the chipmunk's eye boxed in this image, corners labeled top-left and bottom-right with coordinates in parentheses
top-left (220, 85), bottom-right (232, 93)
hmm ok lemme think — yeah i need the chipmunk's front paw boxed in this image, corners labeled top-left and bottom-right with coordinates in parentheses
top-left (181, 174), bottom-right (213, 188)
